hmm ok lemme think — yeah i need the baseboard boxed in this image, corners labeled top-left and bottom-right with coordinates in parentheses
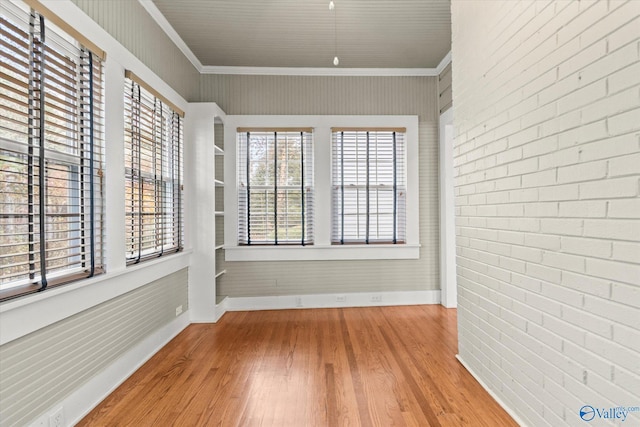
top-left (456, 354), bottom-right (528, 427)
top-left (29, 312), bottom-right (190, 427)
top-left (226, 290), bottom-right (441, 311)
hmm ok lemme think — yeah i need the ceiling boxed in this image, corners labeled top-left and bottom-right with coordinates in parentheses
top-left (150, 0), bottom-right (451, 70)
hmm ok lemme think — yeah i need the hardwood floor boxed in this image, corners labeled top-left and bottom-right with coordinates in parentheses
top-left (79, 306), bottom-right (517, 426)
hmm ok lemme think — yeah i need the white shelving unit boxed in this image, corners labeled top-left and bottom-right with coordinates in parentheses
top-left (186, 103), bottom-right (227, 322)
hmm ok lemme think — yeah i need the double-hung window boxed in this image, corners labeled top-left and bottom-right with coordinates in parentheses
top-left (237, 129), bottom-right (313, 245)
top-left (332, 128), bottom-right (406, 244)
top-left (124, 72), bottom-right (184, 264)
top-left (0, 0), bottom-right (105, 301)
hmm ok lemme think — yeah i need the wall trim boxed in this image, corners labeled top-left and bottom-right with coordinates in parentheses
top-left (456, 355), bottom-right (530, 427)
top-left (201, 66), bottom-right (440, 77)
top-left (225, 290), bottom-right (441, 311)
top-left (28, 313), bottom-right (190, 427)
top-left (435, 51), bottom-right (452, 75)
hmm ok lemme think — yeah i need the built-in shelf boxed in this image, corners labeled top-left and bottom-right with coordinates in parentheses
top-left (215, 211), bottom-right (224, 216)
top-left (215, 270), bottom-right (226, 279)
top-left (214, 179), bottom-right (224, 186)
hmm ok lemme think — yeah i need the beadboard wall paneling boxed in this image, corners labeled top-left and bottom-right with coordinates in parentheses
top-left (201, 75), bottom-right (440, 297)
top-left (0, 269), bottom-right (188, 426)
top-left (71, 0), bottom-right (199, 101)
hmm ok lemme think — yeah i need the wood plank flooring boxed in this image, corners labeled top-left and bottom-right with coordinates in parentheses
top-left (78, 306), bottom-right (517, 426)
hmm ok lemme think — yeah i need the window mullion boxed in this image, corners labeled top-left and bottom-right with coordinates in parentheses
top-left (340, 131), bottom-right (344, 245)
top-left (365, 131), bottom-right (370, 245)
top-left (300, 131), bottom-right (305, 246)
top-left (273, 131), bottom-right (278, 245)
top-left (246, 131), bottom-right (251, 245)
top-left (392, 131), bottom-right (397, 245)
top-left (35, 13), bottom-right (48, 287)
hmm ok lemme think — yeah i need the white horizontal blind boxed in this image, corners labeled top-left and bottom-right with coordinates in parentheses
top-left (0, 0), bottom-right (104, 301)
top-left (237, 129), bottom-right (313, 245)
top-left (124, 77), bottom-right (183, 264)
top-left (332, 129), bottom-right (406, 244)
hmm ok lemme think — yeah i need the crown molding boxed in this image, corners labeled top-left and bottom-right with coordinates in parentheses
top-left (138, 0), bottom-right (204, 72)
top-left (200, 66), bottom-right (440, 77)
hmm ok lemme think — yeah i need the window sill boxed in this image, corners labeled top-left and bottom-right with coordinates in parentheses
top-left (224, 244), bottom-right (420, 262)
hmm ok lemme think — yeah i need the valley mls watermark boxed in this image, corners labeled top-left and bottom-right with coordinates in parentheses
top-left (579, 405), bottom-right (640, 422)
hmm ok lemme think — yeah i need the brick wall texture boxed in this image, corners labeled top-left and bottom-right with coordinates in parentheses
top-left (452, 1), bottom-right (640, 426)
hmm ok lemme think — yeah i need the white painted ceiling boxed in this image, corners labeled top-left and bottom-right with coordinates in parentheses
top-left (150, 0), bottom-right (451, 70)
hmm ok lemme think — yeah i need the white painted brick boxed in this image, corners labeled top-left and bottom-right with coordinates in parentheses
top-left (540, 218), bottom-right (584, 236)
top-left (561, 236), bottom-right (612, 259)
top-left (608, 13), bottom-right (640, 51)
top-left (612, 366), bottom-right (640, 401)
top-left (511, 299), bottom-right (544, 325)
top-left (493, 175), bottom-right (521, 191)
top-left (507, 126), bottom-right (540, 148)
top-left (557, 161), bottom-right (607, 184)
top-left (539, 184), bottom-right (580, 202)
top-left (523, 170), bottom-right (557, 188)
top-left (561, 270), bottom-right (611, 299)
top-left (556, 0), bottom-right (608, 47)
top-left (522, 135), bottom-right (558, 158)
top-left (579, 40), bottom-right (638, 87)
top-left (524, 201), bottom-right (559, 217)
top-left (528, 322), bottom-right (564, 351)
top-left (508, 217), bottom-right (541, 233)
top-left (563, 340), bottom-right (616, 381)
top-left (588, 367), bottom-right (640, 405)
top-left (558, 79), bottom-right (607, 115)
top-left (557, 120), bottom-right (607, 149)
top-left (540, 110), bottom-right (582, 137)
top-left (512, 245), bottom-right (543, 263)
top-left (527, 261), bottom-right (563, 284)
top-left (542, 251), bottom-right (586, 273)
top-left (584, 295), bottom-right (640, 329)
top-left (586, 258), bottom-right (640, 285)
top-left (558, 200), bottom-right (607, 218)
top-left (579, 177), bottom-right (638, 199)
top-left (609, 152), bottom-right (640, 178)
top-left (612, 242), bottom-right (640, 264)
top-left (525, 233), bottom-right (561, 251)
top-left (558, 40), bottom-right (608, 80)
top-left (584, 219), bottom-right (640, 241)
top-left (499, 256), bottom-right (526, 274)
top-left (608, 57), bottom-right (640, 94)
top-left (507, 157), bottom-right (539, 176)
top-left (540, 282), bottom-right (584, 308)
top-left (580, 134), bottom-right (640, 161)
top-left (498, 230), bottom-right (525, 245)
top-left (561, 306), bottom-right (613, 339)
top-left (543, 314), bottom-right (586, 346)
top-left (539, 146), bottom-right (581, 169)
top-left (486, 190), bottom-right (510, 204)
top-left (611, 283), bottom-right (640, 309)
top-left (608, 107), bottom-right (640, 136)
top-left (521, 103), bottom-right (557, 129)
top-left (613, 324), bottom-right (640, 354)
top-left (509, 188), bottom-right (539, 202)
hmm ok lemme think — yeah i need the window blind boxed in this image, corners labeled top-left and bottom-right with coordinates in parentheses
top-left (237, 129), bottom-right (313, 245)
top-left (0, 0), bottom-right (104, 301)
top-left (331, 128), bottom-right (406, 244)
top-left (124, 75), bottom-right (183, 264)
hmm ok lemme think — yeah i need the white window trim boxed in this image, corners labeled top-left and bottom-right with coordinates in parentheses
top-left (224, 115), bottom-right (420, 261)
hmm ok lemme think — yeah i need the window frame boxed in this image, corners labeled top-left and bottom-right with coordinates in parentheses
top-left (237, 128), bottom-right (314, 246)
top-left (224, 115), bottom-right (420, 262)
top-left (0, 1), bottom-right (105, 301)
top-left (123, 73), bottom-right (184, 265)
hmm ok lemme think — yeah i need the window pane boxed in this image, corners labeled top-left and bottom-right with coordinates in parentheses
top-left (238, 130), bottom-right (313, 245)
top-left (332, 130), bottom-right (406, 244)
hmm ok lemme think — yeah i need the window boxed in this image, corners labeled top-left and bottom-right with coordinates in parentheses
top-left (237, 128), bottom-right (313, 245)
top-left (0, 1), bottom-right (105, 301)
top-left (124, 72), bottom-right (184, 264)
top-left (332, 128), bottom-right (406, 244)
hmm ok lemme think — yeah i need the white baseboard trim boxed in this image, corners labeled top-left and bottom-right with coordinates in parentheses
top-left (226, 290), bottom-right (441, 311)
top-left (456, 354), bottom-right (528, 427)
top-left (29, 313), bottom-right (190, 427)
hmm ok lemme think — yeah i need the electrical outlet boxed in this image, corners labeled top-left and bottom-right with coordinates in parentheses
top-left (295, 297), bottom-right (303, 307)
top-left (175, 305), bottom-right (183, 316)
top-left (371, 295), bottom-right (382, 303)
top-left (49, 407), bottom-right (64, 427)
top-left (336, 295), bottom-right (346, 302)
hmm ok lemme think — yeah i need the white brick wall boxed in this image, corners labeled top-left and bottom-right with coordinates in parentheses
top-left (452, 1), bottom-right (640, 426)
